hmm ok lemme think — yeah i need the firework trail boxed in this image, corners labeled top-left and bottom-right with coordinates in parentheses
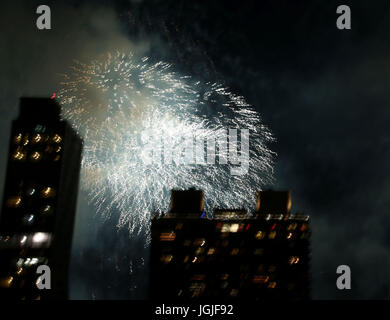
top-left (58, 52), bottom-right (275, 240)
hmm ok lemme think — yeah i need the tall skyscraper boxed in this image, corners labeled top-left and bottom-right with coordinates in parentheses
top-left (150, 189), bottom-right (311, 300)
top-left (0, 98), bottom-right (82, 300)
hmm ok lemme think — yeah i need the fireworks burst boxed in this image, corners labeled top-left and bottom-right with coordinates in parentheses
top-left (58, 52), bottom-right (275, 240)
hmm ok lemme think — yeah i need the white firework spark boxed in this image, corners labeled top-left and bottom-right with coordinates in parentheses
top-left (58, 52), bottom-right (275, 239)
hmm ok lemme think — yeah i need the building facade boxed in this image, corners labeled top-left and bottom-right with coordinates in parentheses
top-left (0, 98), bottom-right (82, 299)
top-left (150, 189), bottom-right (311, 300)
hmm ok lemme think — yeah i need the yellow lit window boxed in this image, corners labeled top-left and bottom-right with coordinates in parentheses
top-left (288, 256), bottom-right (300, 265)
top-left (253, 275), bottom-right (269, 284)
top-left (230, 248), bottom-right (239, 256)
top-left (12, 149), bottom-right (26, 161)
top-left (230, 223), bottom-right (239, 233)
top-left (195, 247), bottom-right (204, 255)
top-left (287, 232), bottom-right (293, 239)
top-left (268, 231), bottom-right (277, 239)
top-left (159, 232), bottom-right (176, 241)
top-left (160, 254), bottom-right (173, 264)
top-left (207, 248), bottom-right (215, 255)
top-left (6, 196), bottom-right (22, 208)
top-left (32, 134), bottom-right (42, 144)
top-left (287, 223), bottom-right (297, 231)
top-left (0, 276), bottom-right (13, 288)
top-left (268, 281), bottom-right (277, 289)
top-left (23, 135), bottom-right (29, 146)
top-left (14, 133), bottom-right (22, 144)
top-left (230, 289), bottom-right (239, 297)
top-left (193, 238), bottom-right (206, 246)
top-left (30, 151), bottom-right (42, 161)
top-left (255, 231), bottom-right (266, 240)
top-left (52, 134), bottom-right (62, 143)
top-left (41, 187), bottom-right (56, 198)
top-left (221, 223), bottom-right (230, 233)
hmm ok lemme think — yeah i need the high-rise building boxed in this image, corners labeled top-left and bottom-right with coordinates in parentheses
top-left (0, 98), bottom-right (82, 300)
top-left (150, 189), bottom-right (311, 300)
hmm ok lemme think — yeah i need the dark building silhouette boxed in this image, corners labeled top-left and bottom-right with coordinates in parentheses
top-left (150, 189), bottom-right (311, 300)
top-left (0, 98), bottom-right (82, 299)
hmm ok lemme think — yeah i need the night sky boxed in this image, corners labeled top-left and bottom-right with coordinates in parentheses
top-left (1, 0), bottom-right (390, 299)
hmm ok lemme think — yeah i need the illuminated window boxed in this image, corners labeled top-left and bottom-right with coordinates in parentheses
top-left (287, 223), bottom-right (297, 231)
top-left (160, 254), bottom-right (173, 264)
top-left (41, 205), bottom-right (53, 215)
top-left (207, 248), bottom-right (215, 255)
top-left (189, 282), bottom-right (206, 297)
top-left (253, 275), bottom-right (269, 284)
top-left (32, 133), bottom-right (42, 144)
top-left (159, 232), bottom-right (176, 241)
top-left (12, 149), bottom-right (26, 161)
top-left (230, 289), bottom-right (239, 297)
top-left (193, 238), bottom-right (206, 246)
top-left (20, 235), bottom-right (27, 245)
top-left (41, 187), bottom-right (56, 198)
top-left (287, 232), bottom-right (293, 240)
top-left (221, 223), bottom-right (239, 233)
top-left (32, 233), bottom-right (51, 248)
top-left (268, 281), bottom-right (277, 289)
top-left (23, 135), bottom-right (29, 146)
top-left (52, 134), bottom-right (62, 143)
top-left (7, 196), bottom-right (22, 208)
top-left (14, 133), bottom-right (22, 144)
top-left (221, 223), bottom-right (230, 233)
top-left (268, 231), bottom-right (277, 239)
top-left (30, 151), bottom-right (42, 161)
top-left (230, 248), bottom-right (239, 256)
top-left (195, 247), bottom-right (204, 255)
top-left (26, 187), bottom-right (35, 196)
top-left (288, 256), bottom-right (300, 265)
top-left (0, 276), bottom-right (13, 288)
top-left (255, 231), bottom-right (266, 240)
top-left (230, 223), bottom-right (239, 233)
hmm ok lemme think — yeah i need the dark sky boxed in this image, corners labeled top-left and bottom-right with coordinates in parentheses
top-left (1, 0), bottom-right (390, 299)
